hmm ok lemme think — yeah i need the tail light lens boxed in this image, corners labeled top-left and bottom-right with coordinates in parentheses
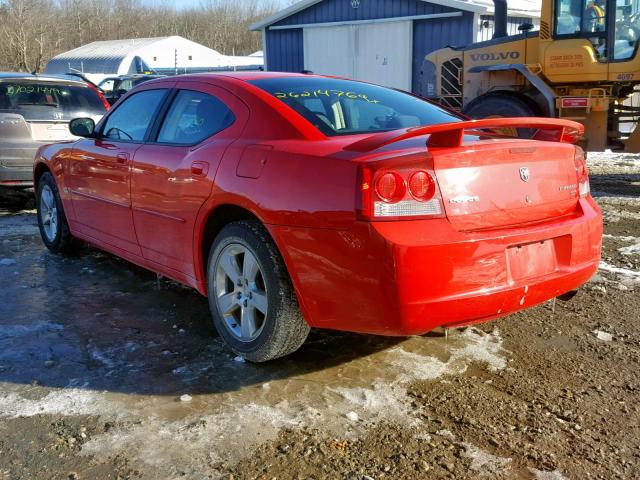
top-left (574, 146), bottom-right (590, 197)
top-left (375, 172), bottom-right (405, 202)
top-left (89, 84), bottom-right (111, 111)
top-left (358, 155), bottom-right (445, 220)
top-left (408, 170), bottom-right (436, 201)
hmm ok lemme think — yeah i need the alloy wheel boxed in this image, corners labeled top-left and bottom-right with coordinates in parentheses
top-left (214, 243), bottom-right (268, 342)
top-left (39, 185), bottom-right (58, 242)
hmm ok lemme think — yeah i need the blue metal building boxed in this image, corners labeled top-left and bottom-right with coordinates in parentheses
top-left (250, 0), bottom-right (539, 97)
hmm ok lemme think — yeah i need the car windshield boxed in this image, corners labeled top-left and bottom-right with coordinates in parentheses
top-left (249, 77), bottom-right (461, 136)
top-left (0, 81), bottom-right (106, 121)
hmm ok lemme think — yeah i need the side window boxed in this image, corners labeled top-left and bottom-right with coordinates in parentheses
top-left (118, 79), bottom-right (135, 92)
top-left (99, 79), bottom-right (115, 92)
top-left (555, 0), bottom-right (607, 60)
top-left (555, 0), bottom-right (607, 34)
top-left (156, 90), bottom-right (235, 145)
top-left (102, 89), bottom-right (166, 142)
top-left (613, 0), bottom-right (639, 60)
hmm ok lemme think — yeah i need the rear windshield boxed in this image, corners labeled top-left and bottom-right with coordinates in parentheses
top-left (0, 81), bottom-right (106, 121)
top-left (249, 77), bottom-right (461, 136)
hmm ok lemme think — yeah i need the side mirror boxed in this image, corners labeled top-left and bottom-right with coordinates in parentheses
top-left (69, 117), bottom-right (95, 138)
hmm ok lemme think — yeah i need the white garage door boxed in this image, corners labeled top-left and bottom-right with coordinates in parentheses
top-left (303, 21), bottom-right (412, 91)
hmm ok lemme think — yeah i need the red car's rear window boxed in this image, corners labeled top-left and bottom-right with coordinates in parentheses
top-left (249, 77), bottom-right (461, 136)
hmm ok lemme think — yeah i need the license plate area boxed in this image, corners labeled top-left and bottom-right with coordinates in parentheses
top-left (507, 239), bottom-right (558, 281)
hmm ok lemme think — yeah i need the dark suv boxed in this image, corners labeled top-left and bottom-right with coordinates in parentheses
top-left (0, 73), bottom-right (109, 188)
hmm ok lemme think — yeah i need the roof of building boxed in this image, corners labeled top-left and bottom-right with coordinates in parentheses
top-left (44, 37), bottom-right (173, 75)
top-left (45, 36), bottom-right (263, 76)
top-left (250, 0), bottom-right (540, 30)
top-left (48, 37), bottom-right (178, 62)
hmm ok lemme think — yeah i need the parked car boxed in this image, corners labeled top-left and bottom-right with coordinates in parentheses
top-left (97, 74), bottom-right (165, 105)
top-left (0, 73), bottom-right (109, 188)
top-left (33, 73), bottom-right (602, 362)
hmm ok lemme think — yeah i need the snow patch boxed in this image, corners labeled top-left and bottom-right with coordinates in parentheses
top-left (332, 381), bottom-right (410, 422)
top-left (619, 241), bottom-right (640, 255)
top-left (529, 468), bottom-right (570, 480)
top-left (388, 328), bottom-right (508, 380)
top-left (82, 403), bottom-right (302, 472)
top-left (599, 261), bottom-right (640, 286)
top-left (462, 442), bottom-right (512, 474)
top-left (0, 389), bottom-right (116, 418)
top-left (587, 152), bottom-right (640, 174)
top-left (603, 234), bottom-right (638, 242)
top-left (593, 330), bottom-right (613, 342)
top-left (332, 329), bottom-right (508, 428)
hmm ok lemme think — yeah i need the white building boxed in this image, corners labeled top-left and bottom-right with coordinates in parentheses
top-left (44, 36), bottom-right (263, 84)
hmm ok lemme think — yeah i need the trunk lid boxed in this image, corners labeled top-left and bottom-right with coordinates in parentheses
top-left (433, 140), bottom-right (580, 231)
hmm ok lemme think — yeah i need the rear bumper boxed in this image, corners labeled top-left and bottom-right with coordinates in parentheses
top-left (271, 197), bottom-right (602, 335)
top-left (0, 144), bottom-right (39, 186)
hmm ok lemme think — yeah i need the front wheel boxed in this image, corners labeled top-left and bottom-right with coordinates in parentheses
top-left (36, 172), bottom-right (78, 254)
top-left (207, 220), bottom-right (310, 362)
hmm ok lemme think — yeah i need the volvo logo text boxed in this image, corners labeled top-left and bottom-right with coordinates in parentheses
top-left (469, 51), bottom-right (520, 62)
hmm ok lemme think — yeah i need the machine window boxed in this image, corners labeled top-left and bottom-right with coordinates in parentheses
top-left (613, 0), bottom-right (640, 60)
top-left (102, 89), bottom-right (166, 142)
top-left (156, 90), bottom-right (235, 145)
top-left (555, 0), bottom-right (608, 59)
top-left (556, 0), bottom-right (607, 34)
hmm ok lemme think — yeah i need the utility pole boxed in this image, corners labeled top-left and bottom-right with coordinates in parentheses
top-left (174, 48), bottom-right (178, 75)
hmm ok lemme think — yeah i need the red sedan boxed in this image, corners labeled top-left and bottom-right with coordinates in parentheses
top-left (33, 72), bottom-right (602, 362)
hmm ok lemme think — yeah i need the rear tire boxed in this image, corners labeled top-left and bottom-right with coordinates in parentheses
top-left (463, 93), bottom-right (538, 138)
top-left (36, 172), bottom-right (78, 254)
top-left (207, 220), bottom-right (310, 362)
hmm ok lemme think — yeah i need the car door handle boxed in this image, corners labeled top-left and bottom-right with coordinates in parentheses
top-left (191, 161), bottom-right (209, 176)
top-left (116, 152), bottom-right (130, 164)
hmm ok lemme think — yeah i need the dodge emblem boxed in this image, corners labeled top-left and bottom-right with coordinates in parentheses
top-left (519, 167), bottom-right (530, 182)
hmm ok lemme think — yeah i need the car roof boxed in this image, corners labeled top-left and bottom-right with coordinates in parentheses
top-left (104, 74), bottom-right (165, 80)
top-left (171, 71), bottom-right (315, 82)
top-left (0, 72), bottom-right (88, 85)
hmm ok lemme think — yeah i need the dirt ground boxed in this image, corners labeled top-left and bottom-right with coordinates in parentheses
top-left (0, 153), bottom-right (638, 480)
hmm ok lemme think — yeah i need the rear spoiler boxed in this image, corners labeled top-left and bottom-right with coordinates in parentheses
top-left (344, 117), bottom-right (584, 152)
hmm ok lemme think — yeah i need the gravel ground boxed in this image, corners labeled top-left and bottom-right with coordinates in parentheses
top-left (0, 154), bottom-right (638, 480)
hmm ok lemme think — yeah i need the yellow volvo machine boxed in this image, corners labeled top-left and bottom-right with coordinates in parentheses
top-left (423, 0), bottom-right (640, 151)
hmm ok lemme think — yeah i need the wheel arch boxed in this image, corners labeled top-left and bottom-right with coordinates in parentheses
top-left (466, 64), bottom-right (556, 117)
top-left (33, 161), bottom-right (51, 186)
top-left (194, 201), bottom-right (312, 321)
top-left (196, 204), bottom-right (259, 288)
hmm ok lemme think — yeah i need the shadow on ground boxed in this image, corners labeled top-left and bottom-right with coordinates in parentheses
top-left (590, 172), bottom-right (640, 197)
top-left (0, 209), bottom-right (405, 396)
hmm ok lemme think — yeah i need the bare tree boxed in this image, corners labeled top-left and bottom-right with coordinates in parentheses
top-left (0, 0), bottom-right (277, 71)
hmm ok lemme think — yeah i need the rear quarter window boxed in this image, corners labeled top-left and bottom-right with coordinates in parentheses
top-left (156, 90), bottom-right (235, 145)
top-left (0, 81), bottom-right (106, 121)
top-left (249, 77), bottom-right (461, 136)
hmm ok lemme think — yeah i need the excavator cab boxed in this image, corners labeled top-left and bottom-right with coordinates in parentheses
top-left (553, 0), bottom-right (640, 62)
top-left (424, 0), bottom-right (640, 151)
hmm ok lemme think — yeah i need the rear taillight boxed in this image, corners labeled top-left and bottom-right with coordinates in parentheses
top-left (89, 84), bottom-right (111, 111)
top-left (375, 172), bottom-right (405, 202)
top-left (358, 156), bottom-right (445, 220)
top-left (574, 146), bottom-right (590, 197)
